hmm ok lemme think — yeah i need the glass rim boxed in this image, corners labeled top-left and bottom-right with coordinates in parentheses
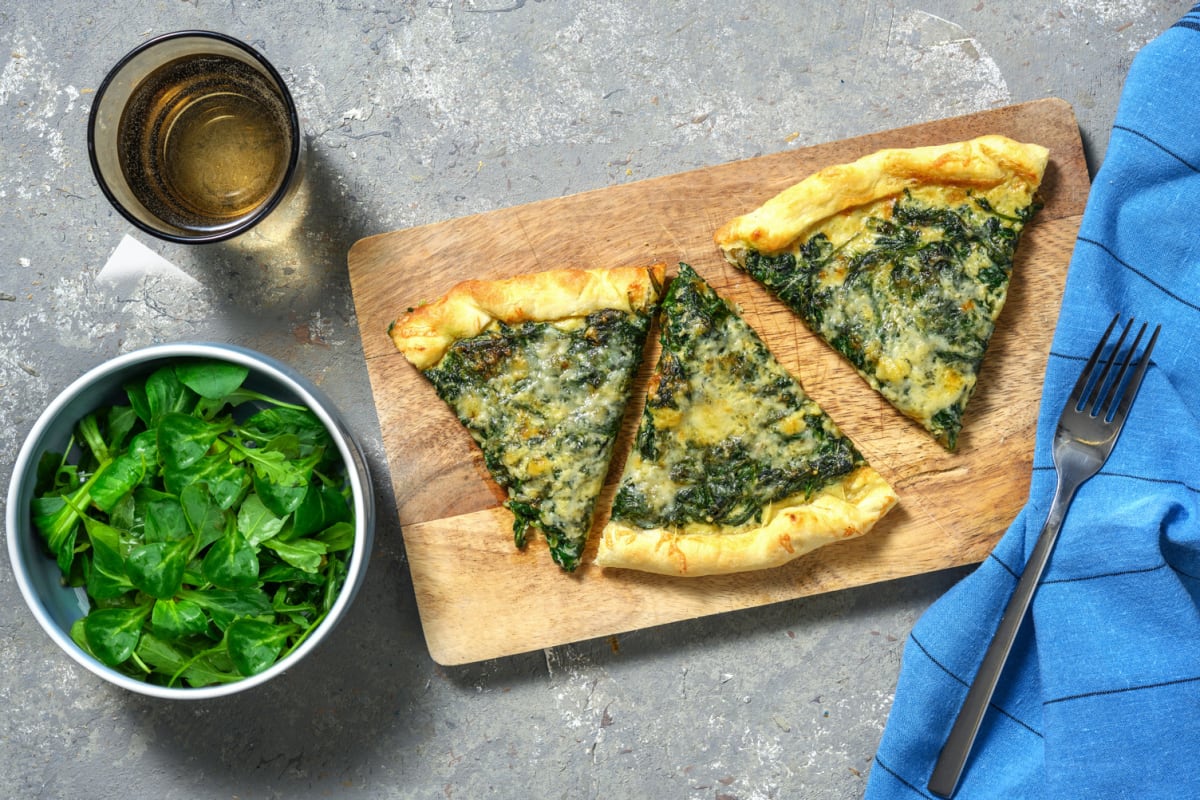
top-left (86, 30), bottom-right (303, 245)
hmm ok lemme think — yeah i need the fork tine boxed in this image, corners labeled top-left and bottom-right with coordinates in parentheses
top-left (1094, 321), bottom-right (1146, 418)
top-left (1085, 318), bottom-right (1136, 415)
top-left (1107, 322), bottom-right (1160, 423)
top-left (1068, 314), bottom-right (1123, 412)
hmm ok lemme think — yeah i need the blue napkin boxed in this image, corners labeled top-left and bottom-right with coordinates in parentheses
top-left (865, 9), bottom-right (1200, 800)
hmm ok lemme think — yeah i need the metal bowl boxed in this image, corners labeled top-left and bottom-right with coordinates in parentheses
top-left (6, 343), bottom-right (374, 699)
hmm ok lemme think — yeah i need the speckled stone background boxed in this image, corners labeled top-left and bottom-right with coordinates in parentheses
top-left (0, 2), bottom-right (1188, 798)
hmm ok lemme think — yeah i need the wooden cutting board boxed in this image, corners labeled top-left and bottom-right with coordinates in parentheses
top-left (348, 98), bottom-right (1089, 666)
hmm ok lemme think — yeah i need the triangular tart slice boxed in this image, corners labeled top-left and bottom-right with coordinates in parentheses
top-left (390, 264), bottom-right (665, 571)
top-left (596, 263), bottom-right (897, 577)
top-left (714, 135), bottom-right (1049, 449)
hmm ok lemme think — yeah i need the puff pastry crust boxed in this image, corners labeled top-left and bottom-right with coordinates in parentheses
top-left (597, 465), bottom-right (897, 577)
top-left (714, 134), bottom-right (1049, 257)
top-left (389, 264), bottom-right (666, 370)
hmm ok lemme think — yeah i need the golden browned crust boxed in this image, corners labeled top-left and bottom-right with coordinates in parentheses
top-left (713, 135), bottom-right (1049, 257)
top-left (595, 465), bottom-right (898, 577)
top-left (389, 263), bottom-right (667, 370)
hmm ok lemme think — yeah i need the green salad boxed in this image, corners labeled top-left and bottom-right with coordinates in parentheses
top-left (31, 360), bottom-right (356, 688)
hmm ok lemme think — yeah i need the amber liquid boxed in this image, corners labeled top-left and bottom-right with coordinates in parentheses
top-left (118, 54), bottom-right (294, 234)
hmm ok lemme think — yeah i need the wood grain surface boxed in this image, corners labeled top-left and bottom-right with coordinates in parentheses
top-left (348, 98), bottom-right (1089, 666)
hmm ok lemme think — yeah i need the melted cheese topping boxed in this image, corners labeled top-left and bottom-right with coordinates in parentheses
top-left (609, 265), bottom-right (866, 535)
top-left (738, 187), bottom-right (1039, 449)
top-left (423, 309), bottom-right (652, 570)
top-left (715, 137), bottom-right (1047, 450)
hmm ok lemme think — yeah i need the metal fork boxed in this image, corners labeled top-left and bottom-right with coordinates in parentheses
top-left (927, 314), bottom-right (1161, 799)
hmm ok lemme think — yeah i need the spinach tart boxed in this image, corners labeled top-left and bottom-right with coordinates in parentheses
top-left (389, 264), bottom-right (665, 571)
top-left (596, 264), bottom-right (897, 577)
top-left (714, 135), bottom-right (1049, 450)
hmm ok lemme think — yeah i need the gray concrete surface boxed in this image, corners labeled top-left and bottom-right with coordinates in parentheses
top-left (0, 1), bottom-right (1187, 798)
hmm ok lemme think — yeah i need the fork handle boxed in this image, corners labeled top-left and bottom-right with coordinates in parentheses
top-left (927, 476), bottom-right (1080, 798)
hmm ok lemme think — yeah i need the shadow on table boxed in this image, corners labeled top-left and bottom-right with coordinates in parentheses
top-left (109, 142), bottom-right (436, 785)
top-left (180, 140), bottom-right (383, 346)
top-left (114, 524), bottom-right (970, 792)
top-left (121, 523), bottom-right (434, 787)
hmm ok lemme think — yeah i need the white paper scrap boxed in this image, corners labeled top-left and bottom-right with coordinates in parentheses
top-left (97, 235), bottom-right (200, 296)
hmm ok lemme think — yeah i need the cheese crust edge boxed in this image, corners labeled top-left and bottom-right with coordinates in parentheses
top-left (713, 135), bottom-right (1050, 257)
top-left (389, 263), bottom-right (667, 370)
top-left (595, 465), bottom-right (899, 577)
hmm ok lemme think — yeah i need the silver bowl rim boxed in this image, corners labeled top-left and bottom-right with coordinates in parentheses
top-left (5, 342), bottom-right (375, 700)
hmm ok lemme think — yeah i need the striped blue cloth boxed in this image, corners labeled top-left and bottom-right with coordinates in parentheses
top-left (866, 9), bottom-right (1200, 799)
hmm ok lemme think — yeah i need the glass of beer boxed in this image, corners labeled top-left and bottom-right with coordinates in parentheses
top-left (88, 31), bottom-right (302, 244)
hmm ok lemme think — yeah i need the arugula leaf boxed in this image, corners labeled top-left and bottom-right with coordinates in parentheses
top-left (135, 633), bottom-right (241, 687)
top-left (174, 655), bottom-right (243, 687)
top-left (225, 436), bottom-right (320, 486)
top-left (240, 407), bottom-right (327, 447)
top-left (177, 587), bottom-right (273, 630)
top-left (133, 631), bottom-right (193, 682)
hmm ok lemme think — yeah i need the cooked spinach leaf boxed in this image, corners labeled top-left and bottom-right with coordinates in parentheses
top-left (742, 189), bottom-right (1042, 450)
top-left (422, 308), bottom-right (653, 571)
top-left (611, 264), bottom-right (864, 530)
